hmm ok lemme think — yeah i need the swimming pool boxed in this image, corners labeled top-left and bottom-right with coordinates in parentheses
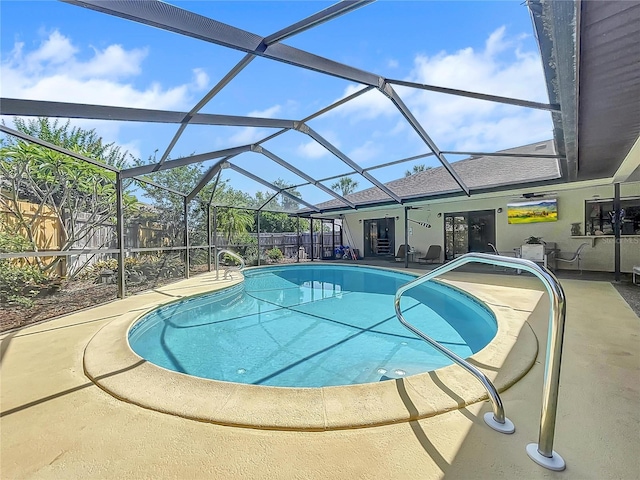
top-left (129, 264), bottom-right (497, 388)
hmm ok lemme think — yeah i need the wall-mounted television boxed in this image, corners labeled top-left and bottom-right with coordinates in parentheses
top-left (507, 199), bottom-right (558, 224)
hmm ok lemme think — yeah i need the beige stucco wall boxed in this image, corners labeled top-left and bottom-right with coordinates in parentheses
top-left (338, 180), bottom-right (640, 273)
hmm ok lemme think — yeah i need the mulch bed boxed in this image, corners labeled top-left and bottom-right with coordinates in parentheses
top-left (612, 282), bottom-right (640, 317)
top-left (1, 280), bottom-right (119, 332)
top-left (0, 273), bottom-right (200, 333)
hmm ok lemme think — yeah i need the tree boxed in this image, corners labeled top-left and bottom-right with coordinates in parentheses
top-left (0, 118), bottom-right (137, 276)
top-left (404, 164), bottom-right (432, 177)
top-left (331, 177), bottom-right (359, 196)
top-left (217, 206), bottom-right (254, 243)
top-left (253, 179), bottom-right (310, 233)
top-left (131, 160), bottom-right (256, 246)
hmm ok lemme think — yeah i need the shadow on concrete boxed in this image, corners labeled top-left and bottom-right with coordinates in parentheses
top-left (395, 378), bottom-right (451, 473)
top-left (437, 278), bottom-right (639, 478)
top-left (0, 359), bottom-right (146, 418)
top-left (10, 315), bottom-right (121, 338)
top-left (0, 331), bottom-right (17, 364)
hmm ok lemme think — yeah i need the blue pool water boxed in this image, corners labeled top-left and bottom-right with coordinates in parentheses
top-left (129, 265), bottom-right (497, 387)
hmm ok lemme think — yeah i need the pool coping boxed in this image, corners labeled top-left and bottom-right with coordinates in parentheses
top-left (83, 265), bottom-right (540, 431)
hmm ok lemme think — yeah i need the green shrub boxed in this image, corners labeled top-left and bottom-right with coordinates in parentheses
top-left (0, 225), bottom-right (51, 306)
top-left (0, 228), bottom-right (35, 253)
top-left (77, 254), bottom-right (185, 283)
top-left (266, 247), bottom-right (283, 262)
top-left (0, 260), bottom-right (49, 306)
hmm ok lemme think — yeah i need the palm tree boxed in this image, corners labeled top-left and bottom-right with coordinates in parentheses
top-left (216, 207), bottom-right (254, 243)
top-left (331, 177), bottom-right (359, 196)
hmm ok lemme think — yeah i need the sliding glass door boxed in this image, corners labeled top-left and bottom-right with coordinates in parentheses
top-left (363, 218), bottom-right (395, 257)
top-left (444, 210), bottom-right (495, 260)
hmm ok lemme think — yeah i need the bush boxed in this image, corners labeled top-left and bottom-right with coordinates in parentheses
top-left (266, 247), bottom-right (284, 262)
top-left (0, 261), bottom-right (50, 306)
top-left (0, 225), bottom-right (52, 306)
top-left (77, 254), bottom-right (186, 284)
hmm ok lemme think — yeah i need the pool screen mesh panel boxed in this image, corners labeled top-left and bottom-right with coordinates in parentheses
top-left (1, 0), bottom-right (568, 214)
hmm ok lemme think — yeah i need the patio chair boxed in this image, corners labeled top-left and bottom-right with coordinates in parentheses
top-left (555, 243), bottom-right (589, 274)
top-left (487, 243), bottom-right (517, 257)
top-left (487, 243), bottom-right (518, 271)
top-left (418, 245), bottom-right (441, 264)
top-left (394, 244), bottom-right (409, 262)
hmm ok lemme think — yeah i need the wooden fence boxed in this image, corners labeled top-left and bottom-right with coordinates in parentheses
top-left (2, 200), bottom-right (345, 274)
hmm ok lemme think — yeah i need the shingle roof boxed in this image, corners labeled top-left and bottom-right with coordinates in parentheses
top-left (314, 140), bottom-right (560, 211)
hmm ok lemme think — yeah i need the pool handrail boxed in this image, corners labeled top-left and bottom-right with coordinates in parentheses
top-left (394, 252), bottom-right (567, 471)
top-left (216, 249), bottom-right (246, 278)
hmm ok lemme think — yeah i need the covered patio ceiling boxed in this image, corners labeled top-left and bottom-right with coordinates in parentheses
top-left (1, 0), bottom-right (637, 215)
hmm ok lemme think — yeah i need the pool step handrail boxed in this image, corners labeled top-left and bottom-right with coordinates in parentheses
top-left (394, 252), bottom-right (567, 471)
top-left (216, 249), bottom-right (246, 279)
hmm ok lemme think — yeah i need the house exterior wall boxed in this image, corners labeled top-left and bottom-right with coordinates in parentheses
top-left (338, 180), bottom-right (640, 273)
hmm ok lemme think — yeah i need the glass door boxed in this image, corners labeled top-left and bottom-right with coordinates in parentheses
top-left (444, 210), bottom-right (495, 260)
top-left (468, 210), bottom-right (496, 253)
top-left (363, 218), bottom-right (395, 257)
top-left (445, 214), bottom-right (468, 260)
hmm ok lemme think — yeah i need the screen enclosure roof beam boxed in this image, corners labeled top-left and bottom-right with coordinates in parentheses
top-left (225, 162), bottom-right (322, 213)
top-left (0, 98), bottom-right (295, 129)
top-left (186, 156), bottom-right (236, 202)
top-left (0, 125), bottom-right (120, 173)
top-left (302, 125), bottom-right (403, 204)
top-left (263, 1), bottom-right (374, 46)
top-left (62, 0), bottom-right (550, 112)
top-left (379, 82), bottom-right (470, 196)
top-left (121, 145), bottom-right (252, 178)
top-left (254, 145), bottom-right (356, 209)
top-left (158, 1), bottom-right (373, 166)
top-left (61, 0), bottom-right (381, 86)
top-left (158, 54), bottom-right (257, 166)
top-left (386, 79), bottom-right (560, 112)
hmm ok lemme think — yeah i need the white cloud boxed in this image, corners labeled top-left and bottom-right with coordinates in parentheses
top-left (296, 139), bottom-right (329, 159)
top-left (248, 104), bottom-right (281, 118)
top-left (25, 30), bottom-right (77, 67)
top-left (220, 104), bottom-right (283, 147)
top-left (402, 26), bottom-right (552, 151)
top-left (348, 141), bottom-right (379, 165)
top-left (227, 127), bottom-right (267, 146)
top-left (1, 30), bottom-right (209, 110)
top-left (192, 68), bottom-right (209, 90)
top-left (387, 59), bottom-right (399, 69)
top-left (485, 26), bottom-right (510, 57)
top-left (329, 84), bottom-right (396, 122)
top-left (322, 27), bottom-right (551, 153)
top-left (1, 30), bottom-right (211, 160)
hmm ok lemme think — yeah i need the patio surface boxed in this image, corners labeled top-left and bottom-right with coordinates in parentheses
top-left (1, 266), bottom-right (639, 479)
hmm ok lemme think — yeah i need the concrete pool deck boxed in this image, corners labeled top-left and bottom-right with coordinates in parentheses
top-left (1, 268), bottom-right (639, 479)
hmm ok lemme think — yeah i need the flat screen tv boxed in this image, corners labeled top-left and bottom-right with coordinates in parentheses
top-left (507, 199), bottom-right (558, 224)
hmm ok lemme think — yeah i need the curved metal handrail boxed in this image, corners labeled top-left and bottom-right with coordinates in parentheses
top-left (394, 252), bottom-right (567, 469)
top-left (216, 249), bottom-right (246, 274)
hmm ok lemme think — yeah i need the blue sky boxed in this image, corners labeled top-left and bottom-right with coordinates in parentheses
top-left (1, 1), bottom-right (553, 207)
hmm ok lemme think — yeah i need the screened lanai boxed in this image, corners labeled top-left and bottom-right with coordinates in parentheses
top-left (1, 0), bottom-right (638, 311)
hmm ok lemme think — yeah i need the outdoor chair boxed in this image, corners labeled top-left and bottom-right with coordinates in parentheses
top-left (487, 243), bottom-right (518, 271)
top-left (555, 243), bottom-right (589, 274)
top-left (394, 244), bottom-right (409, 262)
top-left (487, 243), bottom-right (517, 257)
top-left (418, 245), bottom-right (442, 264)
